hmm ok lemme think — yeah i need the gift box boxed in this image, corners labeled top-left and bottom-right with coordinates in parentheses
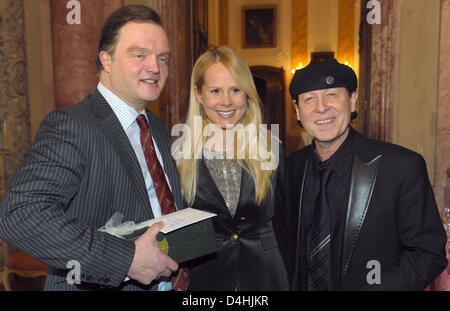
top-left (119, 208), bottom-right (217, 263)
top-left (122, 217), bottom-right (217, 263)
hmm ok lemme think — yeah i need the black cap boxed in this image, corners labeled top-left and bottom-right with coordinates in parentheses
top-left (289, 59), bottom-right (357, 100)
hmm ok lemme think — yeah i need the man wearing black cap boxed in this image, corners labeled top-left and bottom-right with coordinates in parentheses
top-left (278, 58), bottom-right (447, 290)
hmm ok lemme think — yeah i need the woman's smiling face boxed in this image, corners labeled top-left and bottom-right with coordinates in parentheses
top-left (195, 62), bottom-right (247, 129)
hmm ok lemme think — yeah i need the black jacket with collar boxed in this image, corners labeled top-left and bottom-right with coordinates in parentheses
top-left (187, 146), bottom-right (290, 290)
top-left (278, 127), bottom-right (447, 290)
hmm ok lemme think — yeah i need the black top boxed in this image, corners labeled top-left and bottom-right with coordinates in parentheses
top-left (282, 126), bottom-right (447, 290)
top-left (302, 128), bottom-right (354, 289)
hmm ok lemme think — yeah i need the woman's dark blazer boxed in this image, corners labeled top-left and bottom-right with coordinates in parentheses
top-left (187, 147), bottom-right (289, 290)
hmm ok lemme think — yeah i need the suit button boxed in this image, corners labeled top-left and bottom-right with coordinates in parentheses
top-left (231, 233), bottom-right (239, 241)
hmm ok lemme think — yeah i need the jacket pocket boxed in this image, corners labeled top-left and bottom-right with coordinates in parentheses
top-left (260, 233), bottom-right (279, 251)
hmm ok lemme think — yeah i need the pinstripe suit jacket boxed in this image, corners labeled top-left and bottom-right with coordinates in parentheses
top-left (0, 89), bottom-right (184, 290)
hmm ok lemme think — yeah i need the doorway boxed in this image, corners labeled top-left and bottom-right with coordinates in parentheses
top-left (250, 66), bottom-right (286, 148)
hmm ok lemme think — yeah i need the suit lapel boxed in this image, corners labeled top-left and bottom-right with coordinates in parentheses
top-left (294, 157), bottom-right (309, 290)
top-left (235, 168), bottom-right (253, 215)
top-left (196, 159), bottom-right (255, 217)
top-left (91, 90), bottom-right (154, 219)
top-left (197, 159), bottom-right (229, 212)
top-left (341, 153), bottom-right (381, 278)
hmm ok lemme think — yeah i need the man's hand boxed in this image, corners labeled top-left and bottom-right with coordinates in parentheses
top-left (127, 222), bottom-right (178, 285)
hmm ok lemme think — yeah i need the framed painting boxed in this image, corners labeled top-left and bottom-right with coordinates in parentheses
top-left (242, 5), bottom-right (276, 48)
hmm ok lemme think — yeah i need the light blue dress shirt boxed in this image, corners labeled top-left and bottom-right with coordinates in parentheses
top-left (97, 82), bottom-right (173, 291)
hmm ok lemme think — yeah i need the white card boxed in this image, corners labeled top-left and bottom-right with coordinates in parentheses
top-left (134, 208), bottom-right (217, 234)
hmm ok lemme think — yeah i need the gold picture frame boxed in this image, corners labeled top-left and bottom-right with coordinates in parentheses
top-left (242, 5), bottom-right (276, 48)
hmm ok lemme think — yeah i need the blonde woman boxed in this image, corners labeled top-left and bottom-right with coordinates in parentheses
top-left (175, 46), bottom-right (289, 290)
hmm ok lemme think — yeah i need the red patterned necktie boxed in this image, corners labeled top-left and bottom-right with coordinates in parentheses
top-left (136, 114), bottom-right (189, 291)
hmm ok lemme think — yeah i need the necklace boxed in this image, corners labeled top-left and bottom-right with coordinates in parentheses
top-left (203, 149), bottom-right (241, 215)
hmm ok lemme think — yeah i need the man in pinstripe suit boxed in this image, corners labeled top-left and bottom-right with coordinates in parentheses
top-left (0, 5), bottom-right (184, 290)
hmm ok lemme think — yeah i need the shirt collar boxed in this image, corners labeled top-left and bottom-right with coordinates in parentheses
top-left (97, 82), bottom-right (148, 130)
top-left (312, 126), bottom-right (354, 178)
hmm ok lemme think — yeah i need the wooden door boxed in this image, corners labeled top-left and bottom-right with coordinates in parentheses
top-left (250, 66), bottom-right (286, 147)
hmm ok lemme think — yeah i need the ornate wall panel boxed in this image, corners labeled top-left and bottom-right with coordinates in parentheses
top-left (50, 0), bottom-right (124, 110)
top-left (287, 0), bottom-right (308, 155)
top-left (365, 0), bottom-right (396, 142)
top-left (154, 0), bottom-right (192, 128)
top-left (434, 0), bottom-right (450, 215)
top-left (0, 0), bottom-right (32, 269)
top-left (218, 0), bottom-right (229, 46)
top-left (337, 0), bottom-right (355, 68)
top-left (0, 0), bottom-right (31, 197)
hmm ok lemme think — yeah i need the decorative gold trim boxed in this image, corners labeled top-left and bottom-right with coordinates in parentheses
top-left (0, 149), bottom-right (10, 156)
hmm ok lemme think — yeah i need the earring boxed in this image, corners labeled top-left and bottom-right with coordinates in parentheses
top-left (199, 103), bottom-right (207, 120)
top-left (351, 111), bottom-right (358, 120)
top-left (296, 120), bottom-right (303, 128)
